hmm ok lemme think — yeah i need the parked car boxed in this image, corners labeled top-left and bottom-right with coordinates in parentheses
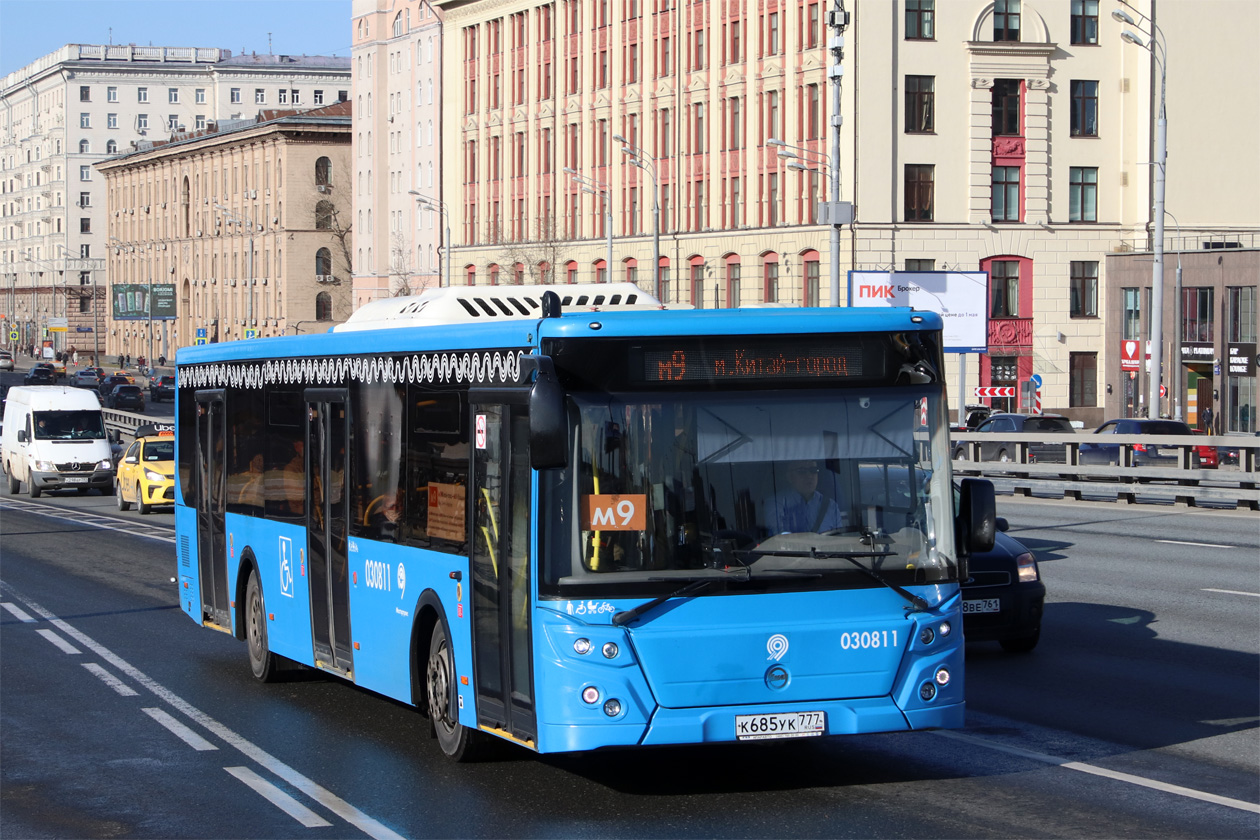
top-left (47, 358), bottom-right (66, 379)
top-left (952, 413), bottom-right (1076, 464)
top-left (951, 404), bottom-right (993, 433)
top-left (23, 366), bottom-right (56, 385)
top-left (72, 369), bottom-right (102, 388)
top-left (149, 374), bottom-right (176, 402)
top-left (105, 384), bottom-right (145, 411)
top-left (0, 350), bottom-right (14, 371)
top-left (1079, 418), bottom-right (1199, 469)
top-left (962, 515), bottom-right (1045, 652)
top-left (115, 423), bottom-right (175, 514)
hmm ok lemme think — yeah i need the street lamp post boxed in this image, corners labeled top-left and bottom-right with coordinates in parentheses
top-left (564, 167), bottom-right (613, 282)
top-left (614, 134), bottom-right (660, 300)
top-left (1114, 5), bottom-right (1169, 418)
top-left (215, 205), bottom-right (257, 341)
top-left (408, 190), bottom-right (450, 288)
top-left (769, 138), bottom-right (833, 305)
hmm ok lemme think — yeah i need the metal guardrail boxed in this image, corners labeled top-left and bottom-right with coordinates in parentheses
top-left (951, 431), bottom-right (1259, 510)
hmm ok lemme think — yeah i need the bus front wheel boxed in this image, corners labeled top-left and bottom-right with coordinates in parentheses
top-left (426, 623), bottom-right (484, 761)
top-left (246, 571), bottom-right (281, 682)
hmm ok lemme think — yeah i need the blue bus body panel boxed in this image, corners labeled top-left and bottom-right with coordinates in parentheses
top-left (225, 512), bottom-right (313, 657)
top-left (531, 587), bottom-right (963, 753)
top-left (174, 503), bottom-right (200, 622)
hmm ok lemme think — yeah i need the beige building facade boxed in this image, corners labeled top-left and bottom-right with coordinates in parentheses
top-left (95, 103), bottom-right (353, 361)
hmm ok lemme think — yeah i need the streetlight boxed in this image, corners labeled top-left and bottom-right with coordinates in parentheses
top-left (613, 133), bottom-right (660, 300)
top-left (770, 138), bottom-right (834, 306)
top-left (408, 189), bottom-right (449, 288)
top-left (1114, 5), bottom-right (1169, 418)
top-left (563, 167), bottom-right (613, 282)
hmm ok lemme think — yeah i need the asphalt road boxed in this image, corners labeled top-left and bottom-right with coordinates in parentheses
top-left (1, 492), bottom-right (1257, 838)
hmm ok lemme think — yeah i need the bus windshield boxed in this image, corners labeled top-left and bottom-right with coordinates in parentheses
top-left (541, 389), bottom-right (957, 596)
top-left (32, 410), bottom-right (107, 441)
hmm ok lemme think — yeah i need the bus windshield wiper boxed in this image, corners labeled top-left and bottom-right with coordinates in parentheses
top-left (612, 569), bottom-right (749, 627)
top-left (745, 546), bottom-right (932, 612)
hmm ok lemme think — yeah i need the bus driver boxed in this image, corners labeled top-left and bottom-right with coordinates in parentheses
top-left (764, 460), bottom-right (848, 534)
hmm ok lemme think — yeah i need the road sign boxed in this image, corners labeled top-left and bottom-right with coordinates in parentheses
top-left (1030, 373), bottom-right (1043, 389)
top-left (974, 387), bottom-right (1015, 398)
top-left (196, 328), bottom-right (207, 338)
top-left (195, 338), bottom-right (207, 346)
top-left (244, 329), bottom-right (258, 339)
top-left (8, 330), bottom-right (18, 341)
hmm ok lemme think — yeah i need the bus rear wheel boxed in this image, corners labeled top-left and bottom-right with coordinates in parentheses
top-left (426, 623), bottom-right (484, 761)
top-left (246, 570), bottom-right (281, 682)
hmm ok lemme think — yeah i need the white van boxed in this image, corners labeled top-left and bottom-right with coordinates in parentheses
top-left (1, 386), bottom-right (115, 498)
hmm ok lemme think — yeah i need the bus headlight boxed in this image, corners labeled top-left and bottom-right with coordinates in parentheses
top-left (935, 667), bottom-right (951, 686)
top-left (603, 698), bottom-right (622, 717)
top-left (573, 638), bottom-right (592, 655)
top-left (581, 686), bottom-right (600, 704)
top-left (602, 642), bottom-right (619, 659)
top-left (920, 682), bottom-right (936, 701)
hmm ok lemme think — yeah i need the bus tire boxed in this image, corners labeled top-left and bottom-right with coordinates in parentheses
top-left (137, 483), bottom-right (151, 515)
top-left (427, 622), bottom-right (484, 761)
top-left (246, 570), bottom-right (281, 683)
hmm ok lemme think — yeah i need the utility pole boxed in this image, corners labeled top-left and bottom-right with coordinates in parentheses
top-left (827, 0), bottom-right (853, 306)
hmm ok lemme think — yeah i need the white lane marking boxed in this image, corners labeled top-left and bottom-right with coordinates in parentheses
top-left (226, 766), bottom-right (333, 828)
top-left (142, 707), bottom-right (217, 751)
top-left (2, 602), bottom-right (37, 622)
top-left (1202, 588), bottom-right (1260, 598)
top-left (83, 663), bottom-right (139, 697)
top-left (0, 498), bottom-right (176, 544)
top-left (36, 628), bottom-right (82, 654)
top-left (932, 730), bottom-right (1260, 814)
top-left (1, 583), bottom-right (405, 840)
top-left (1157, 539), bottom-right (1231, 549)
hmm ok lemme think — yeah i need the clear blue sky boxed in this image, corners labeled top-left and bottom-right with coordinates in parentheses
top-left (1, 0), bottom-right (352, 76)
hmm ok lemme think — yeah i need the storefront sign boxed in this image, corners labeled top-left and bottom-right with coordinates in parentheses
top-left (1119, 340), bottom-right (1141, 371)
top-left (1180, 341), bottom-right (1214, 362)
top-left (1227, 343), bottom-right (1256, 377)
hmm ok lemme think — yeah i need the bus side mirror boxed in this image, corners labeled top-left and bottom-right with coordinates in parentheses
top-left (956, 478), bottom-right (996, 559)
top-left (523, 355), bottom-right (568, 470)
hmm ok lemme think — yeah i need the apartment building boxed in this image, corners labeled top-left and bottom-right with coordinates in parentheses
top-left (1, 44), bottom-right (350, 357)
top-left (351, 0), bottom-right (445, 308)
top-left (95, 102), bottom-right (353, 360)
top-left (349, 1), bottom-right (1257, 424)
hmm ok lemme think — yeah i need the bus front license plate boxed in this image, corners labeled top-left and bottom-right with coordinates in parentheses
top-left (963, 598), bottom-right (1001, 614)
top-left (735, 711), bottom-right (825, 741)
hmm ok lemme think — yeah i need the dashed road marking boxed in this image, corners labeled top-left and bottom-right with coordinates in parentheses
top-left (36, 627), bottom-right (81, 654)
top-left (226, 766), bottom-right (333, 828)
top-left (83, 663), bottom-right (139, 697)
top-left (142, 707), bottom-right (217, 751)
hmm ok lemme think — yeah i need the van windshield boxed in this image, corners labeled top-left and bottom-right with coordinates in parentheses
top-left (32, 410), bottom-right (107, 440)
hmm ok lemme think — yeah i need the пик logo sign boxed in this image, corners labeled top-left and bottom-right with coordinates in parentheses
top-left (767, 633), bottom-right (789, 661)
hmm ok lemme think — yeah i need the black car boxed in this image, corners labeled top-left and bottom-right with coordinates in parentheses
top-left (1079, 418), bottom-right (1198, 468)
top-left (149, 374), bottom-right (176, 402)
top-left (962, 517), bottom-right (1045, 652)
top-left (106, 384), bottom-right (146, 411)
top-left (23, 366), bottom-right (56, 385)
top-left (98, 375), bottom-right (130, 398)
top-left (953, 412), bottom-right (1075, 464)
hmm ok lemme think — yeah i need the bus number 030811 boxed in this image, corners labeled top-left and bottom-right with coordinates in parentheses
top-left (839, 630), bottom-right (898, 650)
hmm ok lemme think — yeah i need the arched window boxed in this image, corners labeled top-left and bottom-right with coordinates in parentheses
top-left (106, 139), bottom-right (117, 154)
top-left (689, 255), bottom-right (706, 308)
top-left (315, 200), bottom-right (334, 230)
top-left (724, 254), bottom-right (741, 308)
top-left (392, 11), bottom-right (403, 36)
top-left (79, 139), bottom-right (89, 153)
top-left (513, 262), bottom-right (525, 285)
top-left (315, 247), bottom-right (332, 278)
top-left (315, 291), bottom-right (333, 321)
top-left (465, 265), bottom-right (477, 286)
top-left (801, 249), bottom-right (821, 307)
top-left (594, 259), bottom-right (608, 284)
top-left (761, 252), bottom-right (780, 303)
top-left (315, 156), bottom-right (332, 186)
top-left (565, 260), bottom-right (578, 284)
top-left (488, 263), bottom-right (500, 285)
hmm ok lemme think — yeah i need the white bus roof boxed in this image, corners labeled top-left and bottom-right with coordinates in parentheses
top-left (333, 283), bottom-right (666, 332)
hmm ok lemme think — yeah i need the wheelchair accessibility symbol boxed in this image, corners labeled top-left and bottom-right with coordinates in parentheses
top-left (279, 537), bottom-right (294, 598)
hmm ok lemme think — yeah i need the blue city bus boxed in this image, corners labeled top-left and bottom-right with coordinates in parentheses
top-left (174, 283), bottom-right (995, 759)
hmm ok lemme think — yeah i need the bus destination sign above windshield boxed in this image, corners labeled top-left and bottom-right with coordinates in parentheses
top-left (637, 338), bottom-right (870, 384)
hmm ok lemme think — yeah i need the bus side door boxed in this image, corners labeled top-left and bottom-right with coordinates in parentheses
top-left (194, 390), bottom-right (230, 631)
top-left (305, 390), bottom-right (353, 677)
top-left (469, 397), bottom-right (537, 746)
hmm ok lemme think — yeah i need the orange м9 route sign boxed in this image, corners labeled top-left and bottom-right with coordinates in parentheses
top-left (580, 494), bottom-right (647, 531)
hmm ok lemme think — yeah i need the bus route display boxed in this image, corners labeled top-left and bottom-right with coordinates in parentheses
top-left (636, 338), bottom-right (871, 384)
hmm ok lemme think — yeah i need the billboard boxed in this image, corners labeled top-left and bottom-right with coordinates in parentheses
top-left (848, 271), bottom-right (988, 353)
top-left (113, 283), bottom-right (176, 320)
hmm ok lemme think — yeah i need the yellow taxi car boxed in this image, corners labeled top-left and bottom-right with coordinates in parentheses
top-left (116, 423), bottom-right (175, 514)
top-left (112, 369), bottom-right (137, 385)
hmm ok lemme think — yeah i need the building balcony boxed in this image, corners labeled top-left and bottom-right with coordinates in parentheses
top-left (987, 317), bottom-right (1033, 349)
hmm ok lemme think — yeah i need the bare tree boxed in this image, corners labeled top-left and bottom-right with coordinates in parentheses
top-left (320, 203), bottom-right (355, 316)
top-left (490, 214), bottom-right (566, 286)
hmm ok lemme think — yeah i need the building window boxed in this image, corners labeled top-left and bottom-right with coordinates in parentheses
top-left (80, 217), bottom-right (91, 233)
top-left (906, 259), bottom-right (935, 271)
top-left (314, 89), bottom-right (324, 105)
top-left (804, 256), bottom-right (820, 307)
top-left (1070, 80), bottom-right (1098, 137)
top-left (1122, 288), bottom-right (1141, 339)
top-left (990, 260), bottom-right (1019, 318)
top-left (278, 89), bottom-right (289, 105)
top-left (255, 89), bottom-right (266, 104)
top-left (230, 88), bottom-right (241, 104)
top-left (690, 261), bottom-right (705, 307)
top-left (768, 11), bottom-right (780, 55)
top-left (1228, 286), bottom-right (1257, 342)
top-left (1070, 352), bottom-right (1098, 407)
top-left (763, 255), bottom-right (779, 302)
top-left (195, 88), bottom-right (206, 104)
top-left (107, 86), bottom-right (118, 102)
top-left (990, 356), bottom-right (1018, 413)
top-left (906, 0), bottom-right (934, 40)
top-left (79, 85), bottom-right (91, 102)
top-left (168, 88), bottom-right (179, 104)
top-left (79, 165), bottom-right (91, 181)
top-left (315, 200), bottom-right (334, 230)
top-left (994, 0), bottom-right (1021, 41)
top-left (992, 79), bottom-right (1021, 136)
top-left (1069, 167), bottom-right (1098, 221)
top-left (79, 113), bottom-right (91, 128)
top-left (107, 113), bottom-right (118, 129)
top-left (106, 140), bottom-right (117, 154)
top-left (992, 166), bottom-right (1020, 222)
top-left (168, 115), bottom-right (179, 132)
top-left (1070, 261), bottom-right (1098, 317)
top-left (315, 156), bottom-right (332, 186)
top-left (195, 115), bottom-right (206, 130)
top-left (315, 247), bottom-right (333, 278)
top-left (79, 139), bottom-right (90, 154)
top-left (292, 89), bottom-right (301, 106)
top-left (726, 261), bottom-right (740, 308)
top-left (904, 164), bottom-right (934, 221)
top-left (316, 291), bottom-right (333, 321)
top-left (137, 87), bottom-right (149, 102)
top-left (1071, 0), bottom-right (1099, 45)
top-left (79, 191), bottom-right (91, 207)
top-left (1182, 287), bottom-right (1214, 343)
top-left (905, 75), bottom-right (934, 133)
